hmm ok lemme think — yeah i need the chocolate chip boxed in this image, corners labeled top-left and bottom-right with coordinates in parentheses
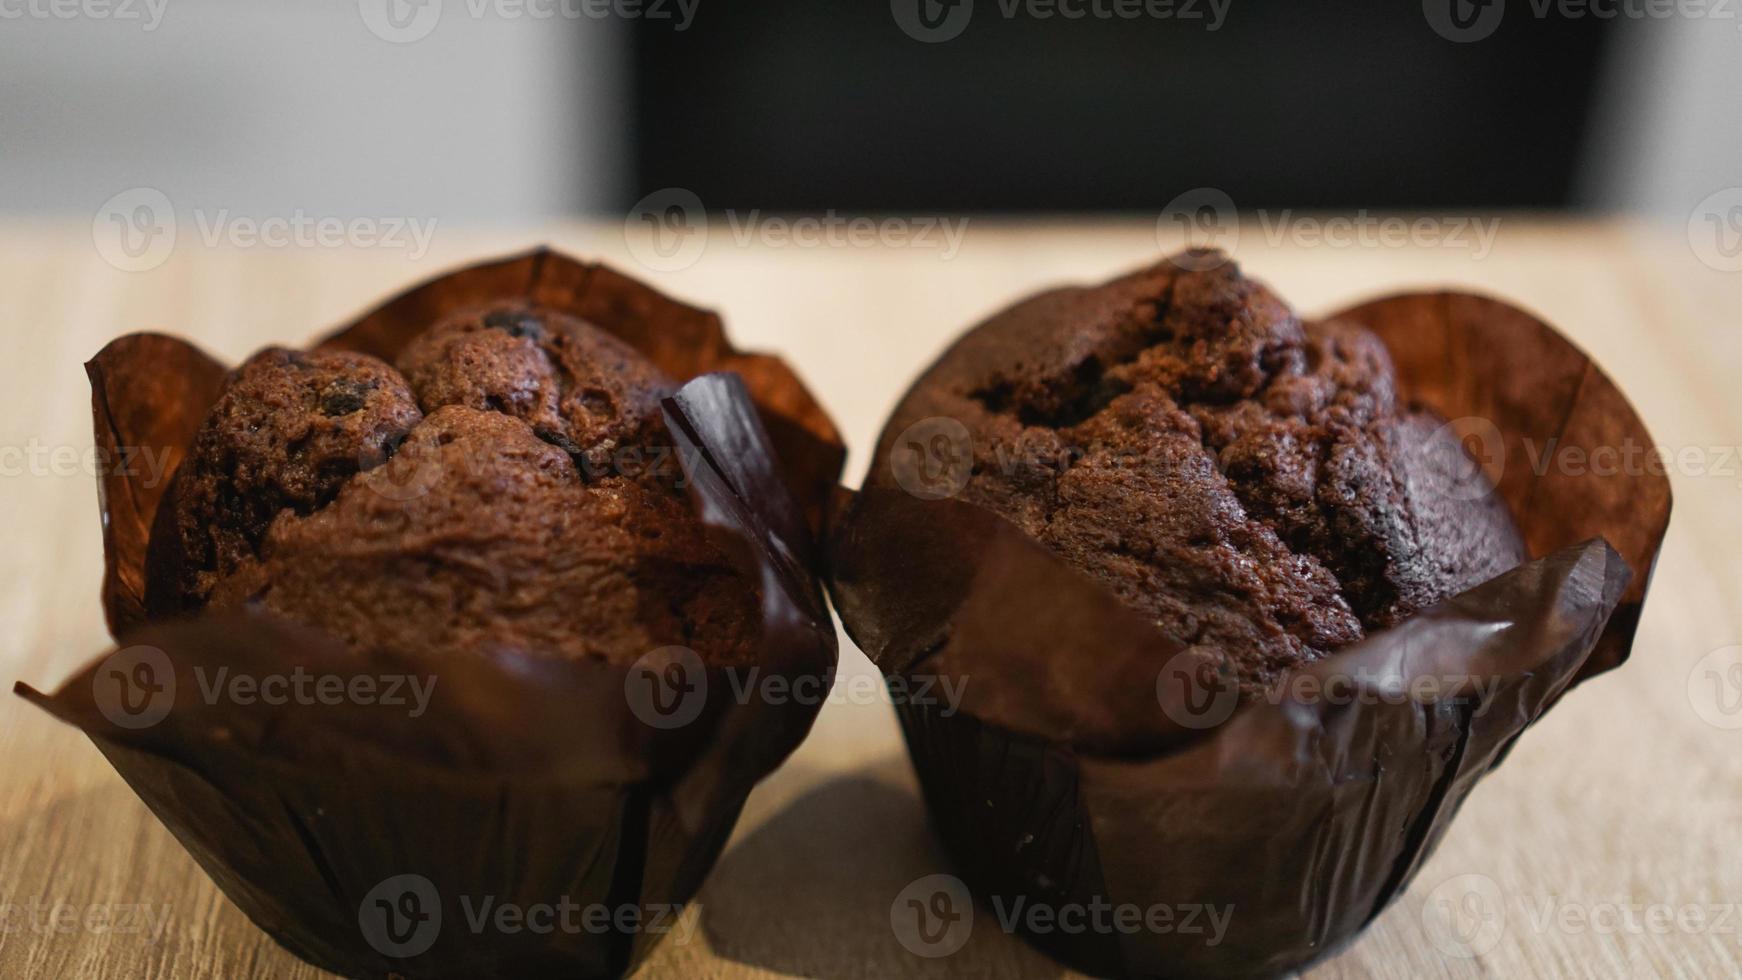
top-left (484, 310), bottom-right (545, 340)
top-left (319, 379), bottom-right (373, 417)
top-left (533, 426), bottom-right (584, 457)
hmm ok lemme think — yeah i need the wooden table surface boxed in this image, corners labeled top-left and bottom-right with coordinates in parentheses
top-left (2, 219), bottom-right (1738, 979)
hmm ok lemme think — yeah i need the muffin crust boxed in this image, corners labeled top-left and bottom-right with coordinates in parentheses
top-left (871, 251), bottom-right (1526, 697)
top-left (147, 307), bottom-right (761, 666)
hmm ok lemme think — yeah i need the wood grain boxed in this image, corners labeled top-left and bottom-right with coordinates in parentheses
top-left (1, 220), bottom-right (1737, 979)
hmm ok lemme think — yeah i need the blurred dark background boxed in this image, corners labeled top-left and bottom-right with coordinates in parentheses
top-left (633, 2), bottom-right (1614, 212)
top-left (2, 1), bottom-right (1731, 222)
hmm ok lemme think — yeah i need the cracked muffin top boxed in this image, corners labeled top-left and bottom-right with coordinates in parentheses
top-left (868, 250), bottom-right (1526, 699)
top-left (144, 304), bottom-right (762, 667)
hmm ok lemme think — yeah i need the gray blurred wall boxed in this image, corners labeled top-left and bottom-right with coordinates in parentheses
top-left (0, 0), bottom-right (627, 222)
top-left (1583, 14), bottom-right (1742, 219)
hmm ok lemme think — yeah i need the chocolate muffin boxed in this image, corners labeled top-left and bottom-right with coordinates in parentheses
top-left (868, 250), bottom-right (1526, 699)
top-left (146, 305), bottom-right (761, 666)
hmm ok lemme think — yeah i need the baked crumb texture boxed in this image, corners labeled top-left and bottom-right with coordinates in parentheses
top-left (145, 305), bottom-right (762, 667)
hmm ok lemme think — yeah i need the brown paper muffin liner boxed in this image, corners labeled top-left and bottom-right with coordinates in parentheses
top-left (17, 253), bottom-right (845, 980)
top-left (827, 290), bottom-right (1671, 978)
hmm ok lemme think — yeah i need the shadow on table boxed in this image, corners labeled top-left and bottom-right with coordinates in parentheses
top-left (696, 754), bottom-right (1065, 979)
